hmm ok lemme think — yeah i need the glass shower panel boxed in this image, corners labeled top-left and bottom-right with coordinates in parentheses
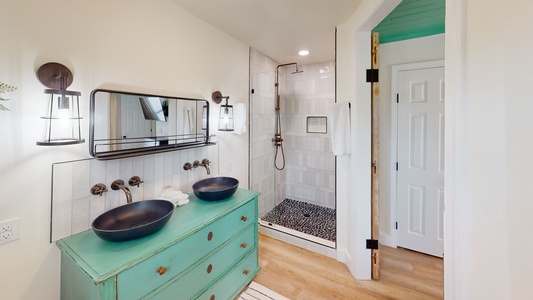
top-left (250, 70), bottom-right (278, 224)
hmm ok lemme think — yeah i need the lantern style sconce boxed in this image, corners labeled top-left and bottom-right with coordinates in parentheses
top-left (36, 62), bottom-right (84, 146)
top-left (212, 91), bottom-right (234, 131)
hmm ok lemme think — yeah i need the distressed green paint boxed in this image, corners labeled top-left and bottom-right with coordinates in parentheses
top-left (196, 250), bottom-right (260, 300)
top-left (373, 0), bottom-right (445, 44)
top-left (57, 189), bottom-right (260, 299)
top-left (118, 203), bottom-right (256, 299)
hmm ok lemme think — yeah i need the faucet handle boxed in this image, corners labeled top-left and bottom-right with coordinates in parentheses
top-left (128, 176), bottom-right (144, 187)
top-left (201, 158), bottom-right (210, 165)
top-left (111, 179), bottom-right (125, 190)
top-left (90, 183), bottom-right (108, 196)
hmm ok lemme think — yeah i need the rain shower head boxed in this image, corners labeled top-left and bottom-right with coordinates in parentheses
top-left (292, 65), bottom-right (303, 74)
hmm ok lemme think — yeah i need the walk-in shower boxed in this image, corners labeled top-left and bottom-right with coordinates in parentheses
top-left (250, 49), bottom-right (336, 250)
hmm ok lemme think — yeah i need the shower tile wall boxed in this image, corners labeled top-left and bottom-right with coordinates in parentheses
top-left (280, 62), bottom-right (336, 209)
top-left (51, 146), bottom-right (218, 241)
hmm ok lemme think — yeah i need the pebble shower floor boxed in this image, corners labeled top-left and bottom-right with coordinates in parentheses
top-left (261, 198), bottom-right (336, 242)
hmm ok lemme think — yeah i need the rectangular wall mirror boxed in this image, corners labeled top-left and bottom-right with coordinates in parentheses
top-left (89, 89), bottom-right (212, 159)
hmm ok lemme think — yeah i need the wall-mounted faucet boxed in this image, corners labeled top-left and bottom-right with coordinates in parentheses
top-left (183, 158), bottom-right (211, 175)
top-left (111, 179), bottom-right (132, 204)
top-left (199, 158), bottom-right (210, 175)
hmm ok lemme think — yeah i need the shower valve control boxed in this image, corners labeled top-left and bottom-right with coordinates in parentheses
top-left (272, 134), bottom-right (284, 146)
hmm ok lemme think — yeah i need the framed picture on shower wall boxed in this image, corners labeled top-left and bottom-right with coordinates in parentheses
top-left (306, 116), bottom-right (327, 134)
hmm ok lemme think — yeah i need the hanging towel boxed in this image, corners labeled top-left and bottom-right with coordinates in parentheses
top-left (184, 106), bottom-right (195, 134)
top-left (232, 103), bottom-right (247, 135)
top-left (328, 102), bottom-right (351, 155)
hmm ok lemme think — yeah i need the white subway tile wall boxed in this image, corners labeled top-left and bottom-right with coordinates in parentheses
top-left (281, 62), bottom-right (336, 209)
top-left (51, 146), bottom-right (218, 241)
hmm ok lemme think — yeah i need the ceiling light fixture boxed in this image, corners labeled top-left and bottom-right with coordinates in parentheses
top-left (298, 50), bottom-right (309, 56)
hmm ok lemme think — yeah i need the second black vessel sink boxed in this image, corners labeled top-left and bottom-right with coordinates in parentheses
top-left (192, 177), bottom-right (239, 201)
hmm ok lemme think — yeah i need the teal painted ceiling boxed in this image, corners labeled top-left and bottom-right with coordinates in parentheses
top-left (373, 0), bottom-right (445, 44)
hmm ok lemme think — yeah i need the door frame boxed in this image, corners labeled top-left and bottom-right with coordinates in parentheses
top-left (389, 59), bottom-right (445, 247)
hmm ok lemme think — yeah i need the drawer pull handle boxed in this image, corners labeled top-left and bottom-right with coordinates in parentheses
top-left (241, 243), bottom-right (247, 248)
top-left (207, 264), bottom-right (213, 274)
top-left (241, 216), bottom-right (247, 222)
top-left (207, 231), bottom-right (213, 241)
top-left (157, 267), bottom-right (167, 276)
top-left (243, 269), bottom-right (249, 275)
top-left (210, 295), bottom-right (216, 300)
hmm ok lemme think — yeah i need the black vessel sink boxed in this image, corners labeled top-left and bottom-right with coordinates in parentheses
top-left (192, 177), bottom-right (239, 201)
top-left (92, 200), bottom-right (174, 242)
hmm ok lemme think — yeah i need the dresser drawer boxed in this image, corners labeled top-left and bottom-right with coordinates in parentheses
top-left (118, 200), bottom-right (256, 299)
top-left (148, 225), bottom-right (256, 299)
top-left (197, 249), bottom-right (259, 300)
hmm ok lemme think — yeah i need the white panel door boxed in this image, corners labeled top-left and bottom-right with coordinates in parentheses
top-left (119, 96), bottom-right (154, 149)
top-left (397, 66), bottom-right (444, 257)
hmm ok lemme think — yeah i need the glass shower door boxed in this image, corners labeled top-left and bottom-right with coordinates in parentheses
top-left (250, 71), bottom-right (278, 225)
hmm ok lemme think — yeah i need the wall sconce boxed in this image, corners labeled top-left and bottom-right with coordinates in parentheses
top-left (212, 91), bottom-right (234, 131)
top-left (36, 62), bottom-right (84, 146)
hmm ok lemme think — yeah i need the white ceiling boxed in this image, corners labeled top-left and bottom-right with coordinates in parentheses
top-left (171, 0), bottom-right (364, 65)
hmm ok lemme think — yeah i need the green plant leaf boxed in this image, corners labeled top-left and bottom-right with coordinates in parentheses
top-left (0, 81), bottom-right (17, 111)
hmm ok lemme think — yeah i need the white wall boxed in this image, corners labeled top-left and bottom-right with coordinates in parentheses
top-left (377, 34), bottom-right (445, 246)
top-left (0, 0), bottom-right (249, 299)
top-left (445, 0), bottom-right (533, 298)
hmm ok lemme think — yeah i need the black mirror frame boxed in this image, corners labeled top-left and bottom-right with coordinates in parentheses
top-left (89, 89), bottom-right (213, 160)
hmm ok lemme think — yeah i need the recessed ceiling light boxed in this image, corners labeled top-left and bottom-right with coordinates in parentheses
top-left (298, 50), bottom-right (309, 56)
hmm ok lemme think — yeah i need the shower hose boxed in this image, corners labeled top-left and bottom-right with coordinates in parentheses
top-left (274, 109), bottom-right (286, 170)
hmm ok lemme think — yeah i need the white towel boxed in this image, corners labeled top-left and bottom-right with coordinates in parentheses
top-left (184, 106), bottom-right (195, 134)
top-left (232, 103), bottom-right (247, 135)
top-left (328, 102), bottom-right (351, 155)
top-left (159, 185), bottom-right (189, 207)
top-left (175, 199), bottom-right (189, 207)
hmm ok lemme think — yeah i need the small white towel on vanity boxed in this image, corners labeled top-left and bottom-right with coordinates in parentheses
top-left (328, 102), bottom-right (351, 156)
top-left (232, 103), bottom-right (247, 135)
top-left (159, 185), bottom-right (189, 207)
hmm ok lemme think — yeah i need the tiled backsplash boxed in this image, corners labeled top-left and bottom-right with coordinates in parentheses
top-left (51, 146), bottom-right (218, 241)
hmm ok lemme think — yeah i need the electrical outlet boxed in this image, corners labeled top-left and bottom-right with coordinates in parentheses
top-left (0, 218), bottom-right (20, 245)
top-left (1, 231), bottom-right (12, 240)
top-left (0, 223), bottom-right (11, 232)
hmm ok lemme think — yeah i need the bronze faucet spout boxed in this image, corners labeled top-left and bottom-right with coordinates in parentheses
top-left (111, 179), bottom-right (132, 203)
top-left (200, 158), bottom-right (211, 175)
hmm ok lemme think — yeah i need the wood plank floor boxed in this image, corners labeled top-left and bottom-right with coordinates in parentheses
top-left (253, 233), bottom-right (443, 300)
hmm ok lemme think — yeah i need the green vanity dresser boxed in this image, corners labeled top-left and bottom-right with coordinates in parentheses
top-left (56, 188), bottom-right (260, 300)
